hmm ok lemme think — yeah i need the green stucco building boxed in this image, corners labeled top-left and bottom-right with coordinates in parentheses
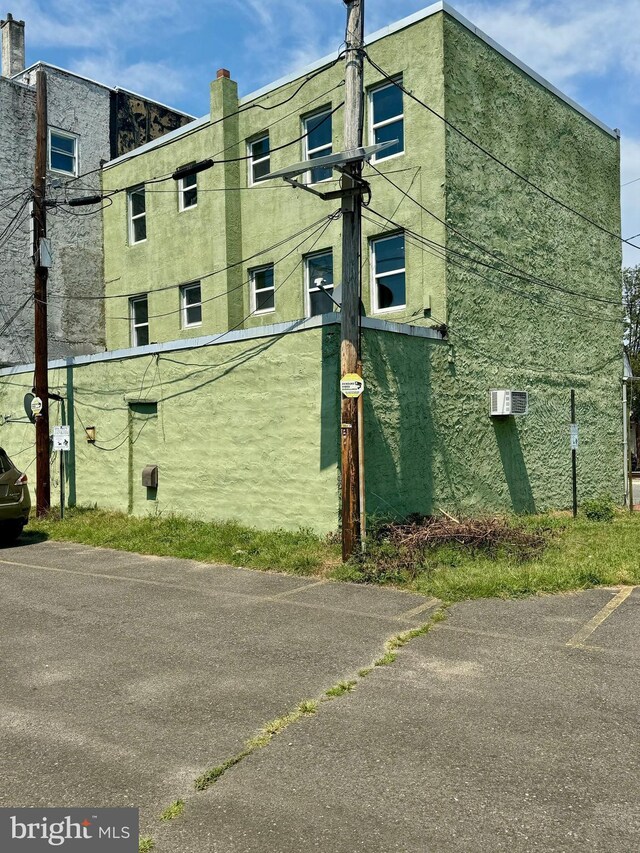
top-left (0, 2), bottom-right (625, 532)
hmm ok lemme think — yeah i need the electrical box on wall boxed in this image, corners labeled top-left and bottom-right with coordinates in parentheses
top-left (490, 390), bottom-right (528, 417)
top-left (142, 465), bottom-right (158, 488)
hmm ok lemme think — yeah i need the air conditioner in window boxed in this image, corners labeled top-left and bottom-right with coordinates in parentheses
top-left (490, 389), bottom-right (528, 416)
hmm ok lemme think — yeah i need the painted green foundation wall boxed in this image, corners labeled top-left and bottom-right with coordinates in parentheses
top-left (0, 328), bottom-right (342, 533)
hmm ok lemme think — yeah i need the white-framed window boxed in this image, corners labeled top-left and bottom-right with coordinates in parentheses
top-left (369, 77), bottom-right (404, 162)
top-left (178, 171), bottom-right (197, 211)
top-left (303, 109), bottom-right (333, 184)
top-left (248, 134), bottom-right (270, 185)
top-left (128, 186), bottom-right (146, 244)
top-left (250, 264), bottom-right (275, 314)
top-left (130, 295), bottom-right (149, 346)
top-left (371, 233), bottom-right (406, 313)
top-left (48, 128), bottom-right (78, 176)
top-left (181, 282), bottom-right (202, 328)
top-left (305, 249), bottom-right (334, 317)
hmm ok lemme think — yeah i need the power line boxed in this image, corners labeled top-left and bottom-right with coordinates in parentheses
top-left (364, 53), bottom-right (640, 251)
top-left (42, 213), bottom-right (334, 302)
top-left (367, 166), bottom-right (623, 308)
top-left (59, 53), bottom-right (346, 192)
top-left (107, 214), bottom-right (339, 322)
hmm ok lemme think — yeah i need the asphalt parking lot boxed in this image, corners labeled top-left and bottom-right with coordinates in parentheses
top-left (0, 539), bottom-right (638, 852)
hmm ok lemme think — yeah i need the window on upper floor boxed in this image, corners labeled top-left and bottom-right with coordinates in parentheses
top-left (48, 128), bottom-right (78, 176)
top-left (178, 170), bottom-right (198, 211)
top-left (303, 109), bottom-right (333, 184)
top-left (248, 133), bottom-right (270, 185)
top-left (371, 233), bottom-right (406, 313)
top-left (250, 264), bottom-right (275, 314)
top-left (369, 77), bottom-right (404, 162)
top-left (130, 295), bottom-right (149, 346)
top-left (305, 249), bottom-right (334, 317)
top-left (128, 186), bottom-right (146, 244)
top-left (181, 282), bottom-right (202, 328)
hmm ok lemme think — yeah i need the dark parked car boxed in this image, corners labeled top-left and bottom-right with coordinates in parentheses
top-left (0, 448), bottom-right (30, 543)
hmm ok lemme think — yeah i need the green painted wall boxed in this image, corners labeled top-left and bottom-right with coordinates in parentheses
top-left (0, 327), bottom-right (341, 533)
top-left (102, 13), bottom-right (447, 350)
top-left (0, 10), bottom-right (625, 533)
top-left (438, 14), bottom-right (624, 511)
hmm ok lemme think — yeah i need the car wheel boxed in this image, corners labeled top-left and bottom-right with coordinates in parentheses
top-left (0, 521), bottom-right (24, 544)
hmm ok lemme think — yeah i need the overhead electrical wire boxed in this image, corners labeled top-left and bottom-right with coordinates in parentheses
top-left (42, 213), bottom-right (334, 303)
top-left (364, 53), bottom-right (640, 251)
top-left (366, 166), bottom-right (624, 308)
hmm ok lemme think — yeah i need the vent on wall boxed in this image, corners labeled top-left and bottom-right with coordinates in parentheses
top-left (490, 390), bottom-right (528, 417)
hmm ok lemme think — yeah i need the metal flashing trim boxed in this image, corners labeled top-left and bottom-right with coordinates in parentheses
top-left (0, 315), bottom-right (444, 377)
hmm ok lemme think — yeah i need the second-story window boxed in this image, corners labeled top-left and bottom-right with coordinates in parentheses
top-left (371, 233), bottom-right (406, 312)
top-left (248, 134), bottom-right (270, 185)
top-left (305, 250), bottom-right (334, 316)
top-left (128, 186), bottom-right (146, 244)
top-left (250, 264), bottom-right (275, 314)
top-left (130, 295), bottom-right (149, 346)
top-left (181, 282), bottom-right (202, 328)
top-left (48, 128), bottom-right (78, 176)
top-left (303, 109), bottom-right (333, 184)
top-left (370, 78), bottom-right (404, 162)
top-left (178, 171), bottom-right (197, 211)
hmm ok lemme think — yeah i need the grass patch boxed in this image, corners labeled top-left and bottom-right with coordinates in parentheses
top-left (159, 800), bottom-right (184, 822)
top-left (139, 838), bottom-right (154, 853)
top-left (325, 680), bottom-right (357, 698)
top-left (31, 507), bottom-right (640, 603)
top-left (337, 512), bottom-right (640, 602)
top-left (31, 507), bottom-right (339, 576)
top-left (374, 651), bottom-right (397, 666)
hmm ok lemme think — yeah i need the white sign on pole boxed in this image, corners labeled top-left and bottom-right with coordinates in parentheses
top-left (30, 396), bottom-right (43, 415)
top-left (570, 424), bottom-right (579, 451)
top-left (53, 425), bottom-right (71, 451)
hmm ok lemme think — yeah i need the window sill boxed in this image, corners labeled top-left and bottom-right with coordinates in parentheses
top-left (49, 167), bottom-right (77, 177)
top-left (373, 304), bottom-right (407, 316)
top-left (179, 204), bottom-right (198, 213)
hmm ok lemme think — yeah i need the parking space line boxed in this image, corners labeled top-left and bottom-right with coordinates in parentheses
top-left (566, 586), bottom-right (636, 649)
top-left (267, 580), bottom-right (329, 600)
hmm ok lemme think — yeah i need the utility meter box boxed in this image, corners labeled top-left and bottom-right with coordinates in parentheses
top-left (142, 465), bottom-right (158, 488)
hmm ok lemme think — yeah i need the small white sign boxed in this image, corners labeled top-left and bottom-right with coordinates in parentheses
top-left (30, 396), bottom-right (43, 415)
top-left (53, 425), bottom-right (70, 451)
top-left (570, 424), bottom-right (579, 451)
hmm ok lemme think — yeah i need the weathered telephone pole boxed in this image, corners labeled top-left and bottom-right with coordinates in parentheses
top-left (340, 0), bottom-right (365, 560)
top-left (34, 69), bottom-right (51, 516)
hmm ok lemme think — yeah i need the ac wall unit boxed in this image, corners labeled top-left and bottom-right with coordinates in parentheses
top-left (490, 389), bottom-right (528, 417)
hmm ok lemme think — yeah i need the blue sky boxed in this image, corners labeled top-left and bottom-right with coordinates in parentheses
top-left (8, 0), bottom-right (640, 263)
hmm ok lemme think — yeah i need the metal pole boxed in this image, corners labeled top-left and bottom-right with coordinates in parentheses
top-left (571, 389), bottom-right (577, 518)
top-left (340, 0), bottom-right (365, 561)
top-left (627, 378), bottom-right (634, 513)
top-left (34, 69), bottom-right (51, 517)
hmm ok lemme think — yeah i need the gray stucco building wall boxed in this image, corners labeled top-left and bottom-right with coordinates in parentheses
top-left (0, 60), bottom-right (193, 367)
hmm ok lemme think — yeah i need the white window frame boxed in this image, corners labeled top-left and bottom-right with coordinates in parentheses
top-left (130, 295), bottom-right (149, 347)
top-left (303, 109), bottom-right (333, 185)
top-left (178, 171), bottom-right (197, 212)
top-left (250, 264), bottom-right (275, 315)
top-left (48, 127), bottom-right (78, 176)
top-left (247, 133), bottom-right (270, 186)
top-left (371, 233), bottom-right (406, 315)
top-left (305, 249), bottom-right (334, 318)
top-left (127, 185), bottom-right (146, 245)
top-left (181, 282), bottom-right (202, 328)
top-left (369, 77), bottom-right (405, 163)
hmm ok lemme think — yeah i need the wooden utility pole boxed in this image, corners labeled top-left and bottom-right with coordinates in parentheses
top-left (34, 69), bottom-right (51, 516)
top-left (340, 0), bottom-right (365, 560)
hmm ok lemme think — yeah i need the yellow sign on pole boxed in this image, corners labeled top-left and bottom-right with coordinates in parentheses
top-left (340, 373), bottom-right (364, 398)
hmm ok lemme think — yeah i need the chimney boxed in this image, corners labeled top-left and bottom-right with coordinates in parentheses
top-left (1, 12), bottom-right (25, 77)
top-left (217, 68), bottom-right (231, 79)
